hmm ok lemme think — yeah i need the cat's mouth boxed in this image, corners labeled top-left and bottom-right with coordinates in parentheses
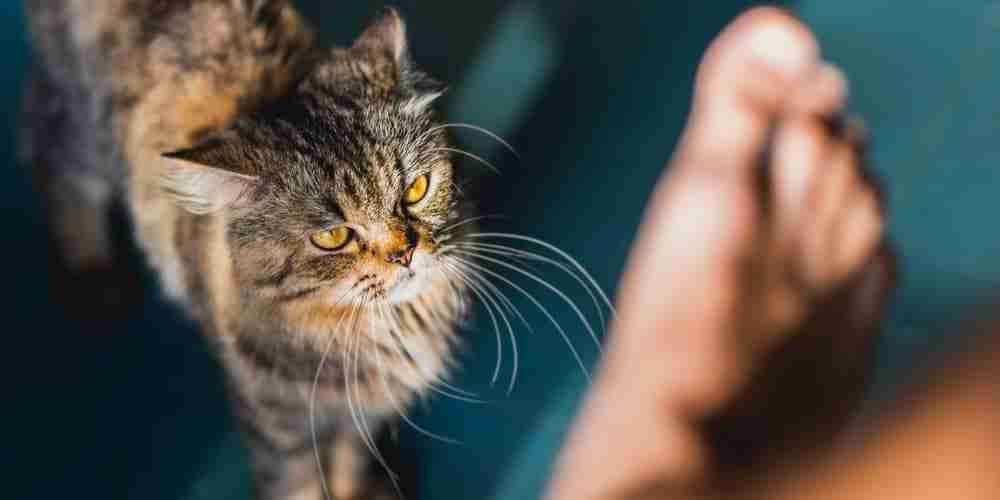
top-left (343, 253), bottom-right (435, 305)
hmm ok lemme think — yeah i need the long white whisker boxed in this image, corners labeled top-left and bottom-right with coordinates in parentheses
top-left (441, 261), bottom-right (505, 386)
top-left (452, 241), bottom-right (607, 338)
top-left (380, 297), bottom-right (486, 404)
top-left (458, 266), bottom-right (522, 395)
top-left (334, 299), bottom-right (395, 497)
top-left (451, 255), bottom-right (591, 381)
top-left (450, 249), bottom-right (602, 354)
top-left (429, 263), bottom-right (492, 401)
top-left (358, 307), bottom-right (402, 494)
top-left (433, 376), bottom-right (484, 402)
top-left (438, 214), bottom-right (506, 235)
top-left (464, 233), bottom-right (617, 316)
top-left (375, 303), bottom-right (463, 445)
top-left (426, 123), bottom-right (520, 159)
top-left (428, 147), bottom-right (501, 175)
top-left (311, 290), bottom-right (361, 500)
top-left (434, 379), bottom-right (483, 400)
top-left (343, 307), bottom-right (382, 466)
top-left (443, 261), bottom-right (519, 394)
top-left (475, 270), bottom-right (533, 390)
top-left (461, 260), bottom-right (532, 333)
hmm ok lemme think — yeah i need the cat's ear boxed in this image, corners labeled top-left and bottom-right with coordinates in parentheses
top-left (353, 8), bottom-right (445, 113)
top-left (353, 7), bottom-right (408, 65)
top-left (161, 138), bottom-right (259, 215)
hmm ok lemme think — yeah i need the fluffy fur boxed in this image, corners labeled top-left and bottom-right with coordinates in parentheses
top-left (23, 1), bottom-right (470, 498)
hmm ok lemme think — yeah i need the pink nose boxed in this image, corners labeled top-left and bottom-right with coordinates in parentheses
top-left (386, 244), bottom-right (416, 267)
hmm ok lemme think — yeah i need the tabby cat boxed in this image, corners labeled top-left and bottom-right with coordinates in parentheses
top-left (23, 1), bottom-right (471, 498)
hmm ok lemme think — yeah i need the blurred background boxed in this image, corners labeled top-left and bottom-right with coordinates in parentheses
top-left (8, 1), bottom-right (1000, 498)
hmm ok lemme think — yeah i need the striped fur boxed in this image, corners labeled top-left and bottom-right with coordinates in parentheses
top-left (23, 2), bottom-right (469, 498)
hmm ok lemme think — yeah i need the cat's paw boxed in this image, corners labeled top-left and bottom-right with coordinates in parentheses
top-left (326, 468), bottom-right (401, 500)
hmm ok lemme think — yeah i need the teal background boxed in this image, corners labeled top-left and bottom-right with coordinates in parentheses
top-left (8, 1), bottom-right (1000, 499)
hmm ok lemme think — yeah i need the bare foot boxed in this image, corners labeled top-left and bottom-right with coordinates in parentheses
top-left (547, 8), bottom-right (890, 500)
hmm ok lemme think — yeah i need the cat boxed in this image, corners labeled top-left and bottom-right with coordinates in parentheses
top-left (22, 1), bottom-right (472, 498)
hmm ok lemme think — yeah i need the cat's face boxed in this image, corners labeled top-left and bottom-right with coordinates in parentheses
top-left (162, 10), bottom-right (467, 332)
top-left (225, 80), bottom-right (459, 309)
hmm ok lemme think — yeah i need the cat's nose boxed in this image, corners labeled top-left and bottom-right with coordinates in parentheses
top-left (386, 244), bottom-right (416, 267)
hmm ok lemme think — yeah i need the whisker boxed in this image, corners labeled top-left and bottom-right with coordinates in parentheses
top-left (427, 147), bottom-right (501, 175)
top-left (438, 214), bottom-right (506, 235)
top-left (463, 232), bottom-right (617, 316)
top-left (462, 260), bottom-right (533, 334)
top-left (449, 249), bottom-right (602, 354)
top-left (421, 372), bottom-right (488, 404)
top-left (335, 298), bottom-right (393, 492)
top-left (311, 289), bottom-right (362, 500)
top-left (450, 255), bottom-right (592, 381)
top-left (379, 294), bottom-right (486, 404)
top-left (458, 266), bottom-right (522, 395)
top-left (451, 241), bottom-right (608, 338)
top-left (356, 308), bottom-right (403, 494)
top-left (429, 263), bottom-right (494, 401)
top-left (440, 261), bottom-right (506, 386)
top-left (375, 302), bottom-right (463, 445)
top-left (389, 300), bottom-right (487, 398)
top-left (426, 122), bottom-right (520, 159)
top-left (443, 261), bottom-right (519, 393)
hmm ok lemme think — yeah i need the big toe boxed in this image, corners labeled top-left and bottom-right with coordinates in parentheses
top-left (679, 7), bottom-right (823, 173)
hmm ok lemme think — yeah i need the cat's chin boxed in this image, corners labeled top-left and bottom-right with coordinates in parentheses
top-left (385, 269), bottom-right (427, 304)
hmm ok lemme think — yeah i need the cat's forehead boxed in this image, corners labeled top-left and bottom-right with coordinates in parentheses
top-left (331, 156), bottom-right (398, 218)
top-left (242, 73), bottom-right (446, 219)
top-left (315, 110), bottom-right (427, 174)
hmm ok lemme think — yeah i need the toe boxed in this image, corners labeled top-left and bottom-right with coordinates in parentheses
top-left (770, 60), bottom-right (851, 235)
top-left (831, 184), bottom-right (883, 286)
top-left (797, 143), bottom-right (859, 287)
top-left (791, 128), bottom-right (883, 291)
top-left (678, 7), bottom-right (821, 174)
top-left (772, 116), bottom-right (834, 238)
top-left (789, 63), bottom-right (849, 116)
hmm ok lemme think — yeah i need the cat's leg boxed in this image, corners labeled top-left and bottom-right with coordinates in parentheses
top-left (325, 421), bottom-right (396, 500)
top-left (326, 430), bottom-right (369, 499)
top-left (241, 423), bottom-right (394, 500)
top-left (231, 385), bottom-right (388, 500)
top-left (245, 441), bottom-right (325, 500)
top-left (21, 70), bottom-right (141, 323)
top-left (235, 405), bottom-right (326, 500)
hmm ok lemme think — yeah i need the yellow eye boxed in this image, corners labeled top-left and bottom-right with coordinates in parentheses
top-left (404, 174), bottom-right (430, 205)
top-left (310, 227), bottom-right (353, 251)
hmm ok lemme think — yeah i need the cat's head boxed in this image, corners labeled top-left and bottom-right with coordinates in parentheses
top-left (162, 9), bottom-right (466, 326)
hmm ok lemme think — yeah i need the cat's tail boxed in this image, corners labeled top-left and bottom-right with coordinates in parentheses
top-left (19, 45), bottom-right (144, 326)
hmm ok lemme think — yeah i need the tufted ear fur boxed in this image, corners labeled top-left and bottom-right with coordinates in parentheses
top-left (400, 89), bottom-right (444, 115)
top-left (353, 7), bottom-right (408, 64)
top-left (161, 137), bottom-right (259, 215)
top-left (352, 8), bottom-right (446, 115)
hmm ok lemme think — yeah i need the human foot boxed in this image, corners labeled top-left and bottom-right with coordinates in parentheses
top-left (548, 8), bottom-right (891, 500)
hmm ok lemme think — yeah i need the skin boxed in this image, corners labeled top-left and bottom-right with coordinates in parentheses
top-left (547, 7), bottom-right (1000, 500)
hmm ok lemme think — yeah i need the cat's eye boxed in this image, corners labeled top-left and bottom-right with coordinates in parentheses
top-left (404, 174), bottom-right (430, 205)
top-left (310, 227), bottom-right (353, 251)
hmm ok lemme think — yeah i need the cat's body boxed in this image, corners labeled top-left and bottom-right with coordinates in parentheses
top-left (23, 2), bottom-right (468, 498)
